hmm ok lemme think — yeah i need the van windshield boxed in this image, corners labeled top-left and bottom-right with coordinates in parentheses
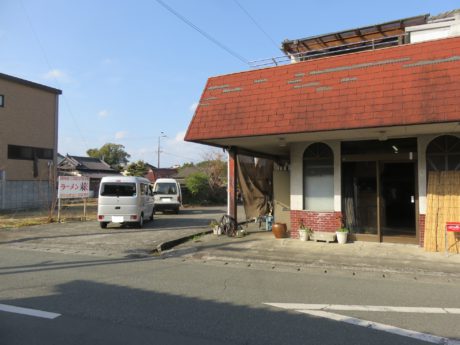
top-left (100, 183), bottom-right (136, 197)
top-left (154, 182), bottom-right (177, 195)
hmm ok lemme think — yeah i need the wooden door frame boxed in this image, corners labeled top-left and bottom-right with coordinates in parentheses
top-left (342, 157), bottom-right (418, 243)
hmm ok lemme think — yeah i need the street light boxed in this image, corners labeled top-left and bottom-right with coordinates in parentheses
top-left (157, 132), bottom-right (167, 168)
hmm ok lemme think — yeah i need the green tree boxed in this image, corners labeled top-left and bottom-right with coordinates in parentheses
top-left (87, 143), bottom-right (130, 169)
top-left (198, 151), bottom-right (227, 190)
top-left (185, 172), bottom-right (211, 203)
top-left (125, 160), bottom-right (148, 177)
top-left (180, 162), bottom-right (195, 169)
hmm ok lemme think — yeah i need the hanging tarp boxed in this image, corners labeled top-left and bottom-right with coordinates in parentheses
top-left (237, 155), bottom-right (273, 219)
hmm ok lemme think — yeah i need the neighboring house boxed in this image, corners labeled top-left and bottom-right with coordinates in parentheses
top-left (0, 72), bottom-right (61, 210)
top-left (185, 10), bottom-right (460, 248)
top-left (57, 155), bottom-right (120, 197)
top-left (57, 153), bottom-right (66, 166)
top-left (172, 165), bottom-right (201, 187)
top-left (145, 166), bottom-right (178, 184)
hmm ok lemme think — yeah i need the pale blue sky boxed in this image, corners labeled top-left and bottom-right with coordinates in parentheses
top-left (1, 0), bottom-right (458, 167)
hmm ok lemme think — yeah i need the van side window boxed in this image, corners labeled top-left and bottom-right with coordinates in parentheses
top-left (140, 183), bottom-right (148, 196)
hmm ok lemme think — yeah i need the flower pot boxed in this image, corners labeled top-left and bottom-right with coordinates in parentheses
top-left (336, 231), bottom-right (348, 244)
top-left (298, 229), bottom-right (309, 241)
top-left (213, 226), bottom-right (221, 235)
top-left (272, 223), bottom-right (287, 239)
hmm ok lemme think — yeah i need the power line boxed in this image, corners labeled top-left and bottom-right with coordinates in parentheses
top-left (162, 150), bottom-right (205, 160)
top-left (153, 0), bottom-right (249, 65)
top-left (233, 0), bottom-right (279, 50)
top-left (19, 0), bottom-right (89, 150)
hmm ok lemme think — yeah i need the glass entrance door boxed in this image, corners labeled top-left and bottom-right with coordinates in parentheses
top-left (342, 160), bottom-right (417, 243)
top-left (342, 161), bottom-right (378, 238)
top-left (380, 162), bottom-right (416, 241)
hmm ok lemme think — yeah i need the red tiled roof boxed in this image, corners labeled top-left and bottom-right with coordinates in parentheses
top-left (145, 168), bottom-right (178, 183)
top-left (185, 36), bottom-right (460, 143)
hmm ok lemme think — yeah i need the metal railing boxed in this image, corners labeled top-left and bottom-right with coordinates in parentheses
top-left (249, 34), bottom-right (408, 69)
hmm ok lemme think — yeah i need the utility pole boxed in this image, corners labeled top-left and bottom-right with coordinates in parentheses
top-left (157, 132), bottom-right (166, 168)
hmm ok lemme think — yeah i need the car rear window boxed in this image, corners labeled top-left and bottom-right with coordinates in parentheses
top-left (100, 183), bottom-right (136, 197)
top-left (154, 182), bottom-right (177, 195)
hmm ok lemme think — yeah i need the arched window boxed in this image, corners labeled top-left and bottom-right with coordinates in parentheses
top-left (303, 143), bottom-right (334, 211)
top-left (426, 135), bottom-right (460, 172)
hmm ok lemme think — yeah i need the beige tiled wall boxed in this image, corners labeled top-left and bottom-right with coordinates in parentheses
top-left (0, 78), bottom-right (58, 181)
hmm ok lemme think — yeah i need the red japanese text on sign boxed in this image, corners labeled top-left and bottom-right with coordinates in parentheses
top-left (58, 176), bottom-right (90, 199)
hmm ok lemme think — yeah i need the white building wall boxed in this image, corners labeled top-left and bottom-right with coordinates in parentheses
top-left (417, 135), bottom-right (435, 215)
top-left (406, 14), bottom-right (460, 44)
top-left (290, 143), bottom-right (303, 211)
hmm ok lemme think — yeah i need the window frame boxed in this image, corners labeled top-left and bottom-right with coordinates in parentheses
top-left (426, 135), bottom-right (460, 172)
top-left (8, 144), bottom-right (54, 161)
top-left (303, 142), bottom-right (335, 212)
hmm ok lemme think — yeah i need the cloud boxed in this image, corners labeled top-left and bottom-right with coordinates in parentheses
top-left (115, 131), bottom-right (127, 139)
top-left (189, 102), bottom-right (199, 113)
top-left (98, 110), bottom-right (109, 118)
top-left (175, 131), bottom-right (186, 141)
top-left (160, 130), bottom-right (212, 164)
top-left (43, 69), bottom-right (69, 82)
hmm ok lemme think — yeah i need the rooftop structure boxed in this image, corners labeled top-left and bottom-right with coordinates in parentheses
top-left (250, 9), bottom-right (460, 68)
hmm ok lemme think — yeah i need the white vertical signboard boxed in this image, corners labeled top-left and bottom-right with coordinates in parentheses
top-left (57, 176), bottom-right (90, 221)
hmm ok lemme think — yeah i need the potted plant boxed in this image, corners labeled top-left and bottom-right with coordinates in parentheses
top-left (298, 221), bottom-right (312, 241)
top-left (210, 220), bottom-right (221, 235)
top-left (336, 227), bottom-right (349, 244)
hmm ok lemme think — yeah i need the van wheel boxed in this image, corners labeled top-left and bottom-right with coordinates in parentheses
top-left (174, 207), bottom-right (179, 214)
top-left (100, 222), bottom-right (108, 229)
top-left (149, 210), bottom-right (154, 221)
top-left (137, 214), bottom-right (144, 228)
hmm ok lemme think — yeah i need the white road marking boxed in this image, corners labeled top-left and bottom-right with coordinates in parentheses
top-left (0, 303), bottom-right (61, 319)
top-left (298, 309), bottom-right (460, 345)
top-left (265, 303), bottom-right (460, 345)
top-left (265, 303), bottom-right (460, 314)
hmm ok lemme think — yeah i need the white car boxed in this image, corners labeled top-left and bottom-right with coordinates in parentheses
top-left (153, 178), bottom-right (182, 214)
top-left (97, 176), bottom-right (155, 228)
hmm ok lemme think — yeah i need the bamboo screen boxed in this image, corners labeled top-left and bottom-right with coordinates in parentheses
top-left (424, 171), bottom-right (460, 253)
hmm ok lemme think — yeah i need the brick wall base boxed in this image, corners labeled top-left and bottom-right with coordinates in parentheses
top-left (419, 214), bottom-right (425, 247)
top-left (290, 210), bottom-right (342, 239)
top-left (290, 210), bottom-right (426, 245)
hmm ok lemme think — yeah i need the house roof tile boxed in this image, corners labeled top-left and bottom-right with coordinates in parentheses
top-left (59, 155), bottom-right (116, 172)
top-left (185, 36), bottom-right (460, 144)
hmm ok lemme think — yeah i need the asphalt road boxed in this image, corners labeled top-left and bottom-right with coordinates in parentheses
top-left (1, 245), bottom-right (460, 345)
top-left (0, 206), bottom-right (228, 258)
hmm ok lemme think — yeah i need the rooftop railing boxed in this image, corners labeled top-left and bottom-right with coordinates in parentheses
top-left (249, 34), bottom-right (408, 69)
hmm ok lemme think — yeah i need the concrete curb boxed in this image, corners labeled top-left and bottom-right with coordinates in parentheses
top-left (194, 253), bottom-right (460, 282)
top-left (153, 230), bottom-right (213, 254)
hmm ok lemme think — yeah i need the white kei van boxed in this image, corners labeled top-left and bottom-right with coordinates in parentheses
top-left (98, 176), bottom-right (155, 228)
top-left (153, 178), bottom-right (182, 214)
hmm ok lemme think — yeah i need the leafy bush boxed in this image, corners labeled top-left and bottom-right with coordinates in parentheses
top-left (185, 172), bottom-right (226, 205)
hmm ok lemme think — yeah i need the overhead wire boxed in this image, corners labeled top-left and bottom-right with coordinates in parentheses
top-left (153, 0), bottom-right (249, 65)
top-left (233, 0), bottom-right (280, 51)
top-left (162, 150), bottom-right (206, 160)
top-left (19, 0), bottom-right (89, 150)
